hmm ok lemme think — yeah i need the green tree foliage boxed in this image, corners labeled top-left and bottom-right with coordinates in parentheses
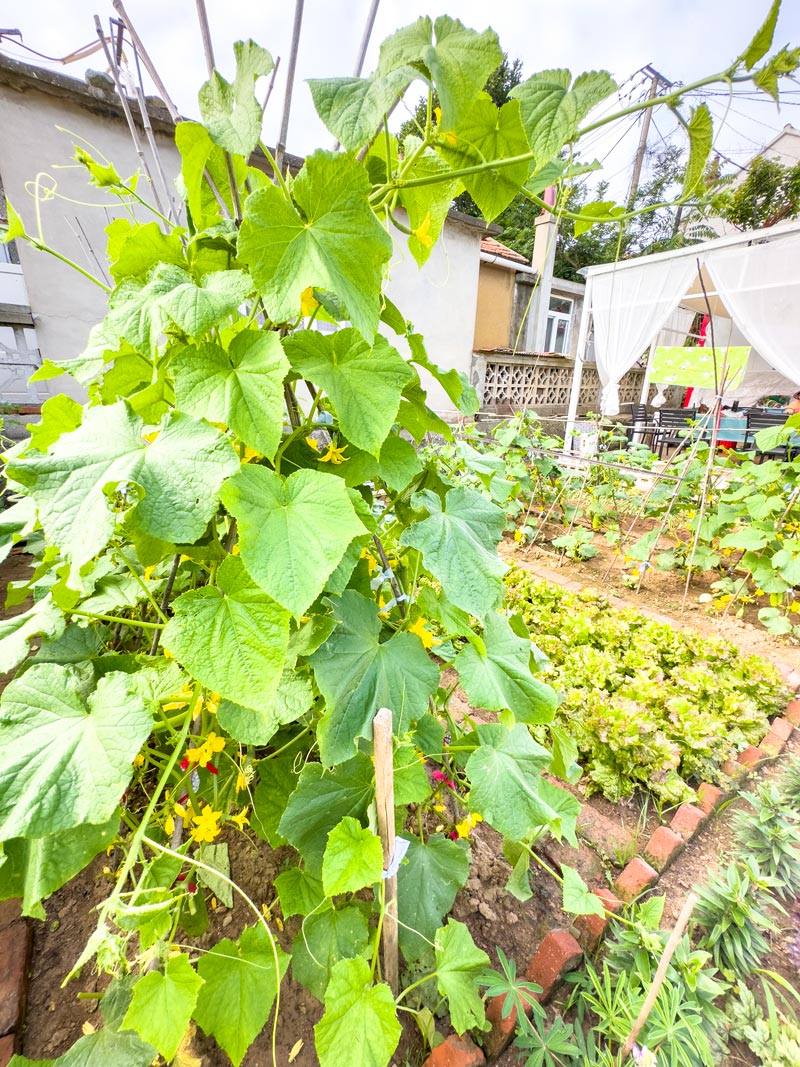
top-left (713, 153), bottom-right (800, 230)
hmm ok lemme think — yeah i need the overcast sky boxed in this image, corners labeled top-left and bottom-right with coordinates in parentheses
top-left (3, 0), bottom-right (800, 199)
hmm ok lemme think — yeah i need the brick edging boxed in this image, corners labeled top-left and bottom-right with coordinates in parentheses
top-left (0, 900), bottom-right (31, 1066)
top-left (423, 676), bottom-right (799, 1066)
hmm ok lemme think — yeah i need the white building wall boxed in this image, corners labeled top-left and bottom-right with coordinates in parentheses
top-left (0, 74), bottom-right (180, 402)
top-left (384, 213), bottom-right (483, 418)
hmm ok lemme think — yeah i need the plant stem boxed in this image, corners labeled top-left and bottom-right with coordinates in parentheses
top-left (395, 971), bottom-right (438, 1004)
top-left (150, 554), bottom-right (181, 654)
top-left (69, 609), bottom-right (164, 631)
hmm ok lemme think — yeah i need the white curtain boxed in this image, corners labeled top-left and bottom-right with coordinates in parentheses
top-left (592, 257), bottom-right (697, 415)
top-left (654, 305), bottom-right (696, 349)
top-left (706, 232), bottom-right (800, 390)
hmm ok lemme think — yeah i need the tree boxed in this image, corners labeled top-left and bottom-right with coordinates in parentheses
top-left (712, 154), bottom-right (800, 230)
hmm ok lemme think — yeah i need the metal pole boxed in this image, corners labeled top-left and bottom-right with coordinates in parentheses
top-left (563, 274), bottom-right (593, 454)
top-left (275, 0), bottom-right (305, 175)
top-left (373, 707), bottom-right (399, 994)
top-left (625, 67), bottom-right (668, 212)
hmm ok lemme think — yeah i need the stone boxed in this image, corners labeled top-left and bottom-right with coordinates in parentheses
top-left (525, 929), bottom-right (583, 1003)
top-left (784, 699), bottom-right (800, 726)
top-left (643, 825), bottom-right (684, 871)
top-left (697, 783), bottom-right (724, 815)
top-left (423, 1033), bottom-right (485, 1067)
top-left (0, 901), bottom-right (21, 934)
top-left (0, 1033), bottom-right (16, 1067)
top-left (614, 857), bottom-right (658, 902)
top-left (576, 806), bottom-right (635, 864)
top-left (669, 803), bottom-right (707, 840)
top-left (478, 901), bottom-right (498, 923)
top-left (0, 921), bottom-right (31, 1037)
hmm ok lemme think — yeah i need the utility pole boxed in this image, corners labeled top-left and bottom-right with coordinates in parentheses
top-left (625, 65), bottom-right (672, 211)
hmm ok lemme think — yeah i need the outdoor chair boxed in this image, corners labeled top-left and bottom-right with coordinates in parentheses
top-left (623, 402), bottom-right (652, 446)
top-left (744, 409), bottom-right (789, 461)
top-left (651, 407), bottom-right (702, 459)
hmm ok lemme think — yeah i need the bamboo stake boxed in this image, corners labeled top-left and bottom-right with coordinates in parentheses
top-left (194, 0), bottom-right (242, 222)
top-left (112, 0), bottom-right (181, 123)
top-left (619, 891), bottom-right (697, 1062)
top-left (275, 0), bottom-right (305, 175)
top-left (93, 16), bottom-right (168, 221)
top-left (373, 707), bottom-right (399, 994)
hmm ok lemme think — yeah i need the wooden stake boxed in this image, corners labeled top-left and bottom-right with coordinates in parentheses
top-left (373, 706), bottom-right (399, 994)
top-left (619, 891), bottom-right (697, 1061)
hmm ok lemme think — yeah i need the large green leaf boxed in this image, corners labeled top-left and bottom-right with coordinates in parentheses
top-left (238, 151), bottom-right (393, 341)
top-left (434, 920), bottom-right (489, 1033)
top-left (121, 954), bottom-right (203, 1061)
top-left (311, 591), bottom-right (440, 766)
top-left (401, 487), bottom-right (507, 617)
top-left (397, 834), bottom-right (470, 961)
top-left (315, 957), bottom-right (401, 1067)
top-left (0, 596), bottom-right (65, 675)
top-left (292, 902), bottom-right (371, 1001)
top-left (106, 218), bottom-right (186, 283)
top-left (101, 265), bottom-right (186, 354)
top-left (0, 814), bottom-right (118, 919)
top-left (198, 40), bottom-right (275, 157)
top-left (378, 16), bottom-right (502, 128)
top-left (175, 121), bottom-right (247, 228)
top-left (0, 665), bottom-right (151, 839)
top-left (159, 270), bottom-right (253, 337)
top-left (437, 95), bottom-right (531, 220)
top-left (340, 433), bottom-right (423, 493)
top-left (193, 925), bottom-right (289, 1067)
top-left (251, 755), bottom-right (299, 847)
top-left (561, 865), bottom-right (604, 918)
top-left (54, 1028), bottom-right (156, 1067)
top-left (742, 0), bottom-right (781, 68)
top-left (681, 104), bottom-right (713, 198)
top-left (216, 668), bottom-right (314, 744)
top-left (465, 724), bottom-right (565, 843)
top-left (322, 816), bottom-right (384, 896)
top-left (162, 556), bottom-right (289, 709)
top-left (308, 69), bottom-right (413, 153)
top-left (284, 329), bottom-right (413, 457)
top-left (278, 755), bottom-right (374, 871)
top-left (25, 394), bottom-right (83, 453)
top-left (397, 138), bottom-right (463, 267)
top-left (220, 465), bottom-right (367, 618)
top-left (7, 403), bottom-right (238, 584)
top-left (455, 612), bottom-right (559, 723)
top-left (511, 69), bottom-right (617, 164)
top-left (171, 329), bottom-right (288, 459)
top-left (274, 867), bottom-right (324, 919)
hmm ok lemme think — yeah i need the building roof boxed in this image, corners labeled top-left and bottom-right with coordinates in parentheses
top-left (480, 236), bottom-right (529, 263)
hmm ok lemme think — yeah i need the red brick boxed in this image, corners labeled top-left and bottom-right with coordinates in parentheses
top-left (484, 985), bottom-right (540, 1058)
top-left (738, 745), bottom-right (765, 768)
top-left (770, 716), bottom-right (794, 741)
top-left (670, 803), bottom-right (707, 840)
top-left (785, 699), bottom-right (800, 726)
top-left (614, 857), bottom-right (658, 902)
top-left (0, 901), bottom-right (21, 934)
top-left (524, 929), bottom-right (583, 1003)
top-left (760, 731), bottom-right (786, 757)
top-left (697, 783), bottom-right (724, 815)
top-left (0, 1034), bottom-right (16, 1067)
top-left (423, 1033), bottom-right (485, 1067)
top-left (644, 826), bottom-right (684, 870)
top-left (573, 887), bottom-right (623, 953)
top-left (722, 759), bottom-right (746, 778)
top-left (576, 806), bottom-right (635, 865)
top-left (0, 921), bottom-right (31, 1036)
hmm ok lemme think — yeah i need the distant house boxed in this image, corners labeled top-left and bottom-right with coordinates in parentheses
top-left (0, 52), bottom-right (493, 421)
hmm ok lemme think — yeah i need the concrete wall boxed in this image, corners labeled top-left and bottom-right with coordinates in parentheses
top-left (0, 66), bottom-right (180, 403)
top-left (384, 213), bottom-right (484, 418)
top-left (473, 262), bottom-right (515, 351)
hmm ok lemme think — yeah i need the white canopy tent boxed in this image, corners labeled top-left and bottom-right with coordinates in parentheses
top-left (564, 219), bottom-right (800, 449)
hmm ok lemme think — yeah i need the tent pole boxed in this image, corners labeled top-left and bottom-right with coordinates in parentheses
top-left (634, 338), bottom-right (657, 443)
top-left (563, 275), bottom-right (592, 455)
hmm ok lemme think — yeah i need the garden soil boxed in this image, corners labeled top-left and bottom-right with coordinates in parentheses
top-left (6, 545), bottom-right (800, 1066)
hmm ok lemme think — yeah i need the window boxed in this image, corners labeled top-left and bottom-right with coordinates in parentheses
top-left (544, 295), bottom-right (573, 354)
